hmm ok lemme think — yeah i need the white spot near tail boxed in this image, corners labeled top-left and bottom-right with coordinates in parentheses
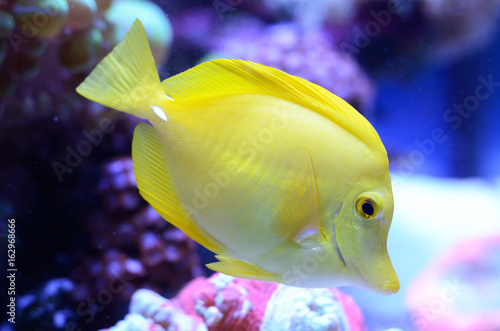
top-left (152, 105), bottom-right (167, 121)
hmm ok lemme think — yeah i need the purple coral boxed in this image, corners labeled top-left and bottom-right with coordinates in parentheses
top-left (71, 156), bottom-right (203, 326)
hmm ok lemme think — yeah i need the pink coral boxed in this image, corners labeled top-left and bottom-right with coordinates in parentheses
top-left (177, 275), bottom-right (277, 330)
top-left (407, 235), bottom-right (500, 331)
top-left (105, 272), bottom-right (366, 331)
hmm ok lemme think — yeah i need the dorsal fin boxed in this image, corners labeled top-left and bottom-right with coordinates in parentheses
top-left (161, 59), bottom-right (381, 151)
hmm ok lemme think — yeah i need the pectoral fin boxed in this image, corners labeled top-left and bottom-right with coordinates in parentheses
top-left (207, 255), bottom-right (277, 282)
top-left (132, 123), bottom-right (226, 255)
top-left (272, 148), bottom-right (324, 248)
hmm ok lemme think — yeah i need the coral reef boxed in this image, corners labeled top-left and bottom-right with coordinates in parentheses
top-left (0, 0), bottom-right (172, 124)
top-left (0, 1), bottom-right (180, 329)
top-left (103, 272), bottom-right (366, 331)
top-left (169, 6), bottom-right (218, 55)
top-left (69, 156), bottom-right (204, 329)
top-left (3, 278), bottom-right (78, 331)
top-left (406, 235), bottom-right (500, 331)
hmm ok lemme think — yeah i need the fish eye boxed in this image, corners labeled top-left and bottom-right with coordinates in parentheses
top-left (355, 192), bottom-right (383, 220)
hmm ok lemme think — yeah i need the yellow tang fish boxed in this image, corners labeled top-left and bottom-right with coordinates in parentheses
top-left (77, 20), bottom-right (399, 295)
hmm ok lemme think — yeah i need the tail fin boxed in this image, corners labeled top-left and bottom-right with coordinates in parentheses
top-left (76, 19), bottom-right (168, 120)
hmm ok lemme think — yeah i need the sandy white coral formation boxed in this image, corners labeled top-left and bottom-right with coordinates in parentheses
top-left (262, 285), bottom-right (351, 331)
top-left (104, 289), bottom-right (207, 331)
top-left (193, 274), bottom-right (254, 327)
top-left (103, 273), bottom-right (366, 331)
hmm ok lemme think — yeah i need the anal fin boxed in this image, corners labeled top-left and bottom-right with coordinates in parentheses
top-left (207, 255), bottom-right (277, 282)
top-left (132, 123), bottom-right (226, 255)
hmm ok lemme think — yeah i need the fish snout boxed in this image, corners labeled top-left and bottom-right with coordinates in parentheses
top-left (371, 256), bottom-right (400, 295)
top-left (378, 277), bottom-right (400, 295)
top-left (355, 247), bottom-right (400, 295)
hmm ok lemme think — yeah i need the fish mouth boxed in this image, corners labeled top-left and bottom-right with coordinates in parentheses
top-left (352, 258), bottom-right (399, 295)
top-left (378, 279), bottom-right (400, 295)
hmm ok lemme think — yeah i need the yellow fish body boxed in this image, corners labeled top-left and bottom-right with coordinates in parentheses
top-left (77, 20), bottom-right (399, 295)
